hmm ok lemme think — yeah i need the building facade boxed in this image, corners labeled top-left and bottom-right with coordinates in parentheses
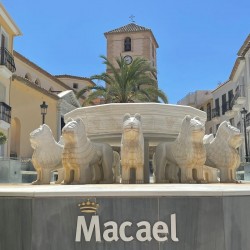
top-left (177, 90), bottom-right (213, 134)
top-left (10, 51), bottom-right (96, 159)
top-left (178, 34), bottom-right (250, 165)
top-left (0, 3), bottom-right (21, 157)
top-left (55, 74), bottom-right (94, 94)
top-left (0, 4), bottom-right (95, 161)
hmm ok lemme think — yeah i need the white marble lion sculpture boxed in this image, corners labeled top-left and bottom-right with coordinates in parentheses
top-left (154, 115), bottom-right (206, 183)
top-left (203, 121), bottom-right (242, 182)
top-left (121, 113), bottom-right (144, 184)
top-left (62, 118), bottom-right (113, 184)
top-left (30, 124), bottom-right (64, 185)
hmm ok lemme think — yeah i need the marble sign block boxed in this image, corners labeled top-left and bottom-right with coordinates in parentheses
top-left (0, 190), bottom-right (250, 250)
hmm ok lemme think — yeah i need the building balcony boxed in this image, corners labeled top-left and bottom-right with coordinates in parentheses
top-left (232, 103), bottom-right (242, 112)
top-left (223, 101), bottom-right (236, 117)
top-left (231, 95), bottom-right (243, 112)
top-left (233, 84), bottom-right (246, 106)
top-left (0, 47), bottom-right (16, 78)
top-left (212, 107), bottom-right (220, 123)
top-left (0, 102), bottom-right (11, 130)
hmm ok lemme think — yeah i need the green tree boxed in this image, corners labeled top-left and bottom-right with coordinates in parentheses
top-left (77, 55), bottom-right (168, 105)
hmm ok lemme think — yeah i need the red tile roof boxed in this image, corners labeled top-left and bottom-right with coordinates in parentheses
top-left (105, 23), bottom-right (151, 34)
top-left (104, 23), bottom-right (159, 48)
top-left (55, 74), bottom-right (95, 86)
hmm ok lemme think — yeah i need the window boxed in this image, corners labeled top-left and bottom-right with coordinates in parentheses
top-left (124, 37), bottom-right (131, 51)
top-left (25, 73), bottom-right (32, 81)
top-left (215, 98), bottom-right (219, 108)
top-left (73, 83), bottom-right (78, 89)
top-left (222, 94), bottom-right (227, 115)
top-left (1, 34), bottom-right (6, 49)
top-left (228, 90), bottom-right (234, 109)
top-left (215, 98), bottom-right (220, 116)
top-left (0, 28), bottom-right (9, 50)
top-left (35, 79), bottom-right (41, 87)
top-left (207, 103), bottom-right (211, 121)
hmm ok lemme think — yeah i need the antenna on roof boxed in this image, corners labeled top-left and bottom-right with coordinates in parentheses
top-left (129, 15), bottom-right (135, 23)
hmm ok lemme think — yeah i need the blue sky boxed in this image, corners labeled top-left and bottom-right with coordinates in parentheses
top-left (3, 0), bottom-right (250, 103)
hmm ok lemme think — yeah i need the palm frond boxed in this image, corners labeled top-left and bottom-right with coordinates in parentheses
top-left (79, 55), bottom-right (168, 104)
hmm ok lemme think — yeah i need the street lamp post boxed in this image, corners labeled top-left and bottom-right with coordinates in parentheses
top-left (241, 107), bottom-right (249, 162)
top-left (40, 101), bottom-right (48, 124)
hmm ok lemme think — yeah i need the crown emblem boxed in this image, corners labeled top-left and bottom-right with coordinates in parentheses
top-left (78, 199), bottom-right (99, 214)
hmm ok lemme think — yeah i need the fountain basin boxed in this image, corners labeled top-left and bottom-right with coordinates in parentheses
top-left (64, 103), bottom-right (206, 145)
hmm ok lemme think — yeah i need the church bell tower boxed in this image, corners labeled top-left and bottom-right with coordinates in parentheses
top-left (104, 23), bottom-right (159, 80)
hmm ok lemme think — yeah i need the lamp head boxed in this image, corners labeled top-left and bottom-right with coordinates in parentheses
top-left (40, 101), bottom-right (48, 115)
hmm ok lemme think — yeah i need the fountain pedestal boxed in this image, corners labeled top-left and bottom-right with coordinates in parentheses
top-left (0, 184), bottom-right (249, 250)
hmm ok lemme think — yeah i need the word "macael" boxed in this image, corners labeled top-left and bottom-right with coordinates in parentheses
top-left (75, 214), bottom-right (179, 242)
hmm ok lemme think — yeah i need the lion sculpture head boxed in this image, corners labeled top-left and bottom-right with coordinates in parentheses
top-left (179, 115), bottom-right (205, 143)
top-left (62, 118), bottom-right (87, 144)
top-left (30, 124), bottom-right (56, 149)
top-left (30, 124), bottom-right (63, 178)
top-left (122, 113), bottom-right (142, 143)
top-left (215, 121), bottom-right (242, 148)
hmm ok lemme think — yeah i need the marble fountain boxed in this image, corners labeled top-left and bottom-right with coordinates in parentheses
top-left (0, 103), bottom-right (249, 250)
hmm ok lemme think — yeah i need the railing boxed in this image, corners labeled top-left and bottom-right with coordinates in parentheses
top-left (0, 47), bottom-right (16, 72)
top-left (230, 97), bottom-right (236, 107)
top-left (222, 101), bottom-right (233, 114)
top-left (0, 102), bottom-right (11, 124)
top-left (234, 84), bottom-right (245, 100)
top-left (212, 107), bottom-right (220, 118)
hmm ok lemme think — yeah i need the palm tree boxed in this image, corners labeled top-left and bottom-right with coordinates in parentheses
top-left (77, 55), bottom-right (168, 105)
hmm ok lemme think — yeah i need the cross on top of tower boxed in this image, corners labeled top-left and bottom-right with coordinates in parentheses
top-left (129, 15), bottom-right (135, 23)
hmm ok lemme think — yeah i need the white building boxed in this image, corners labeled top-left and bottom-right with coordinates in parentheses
top-left (0, 3), bottom-right (21, 157)
top-left (178, 34), bottom-right (250, 164)
top-left (177, 90), bottom-right (213, 134)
